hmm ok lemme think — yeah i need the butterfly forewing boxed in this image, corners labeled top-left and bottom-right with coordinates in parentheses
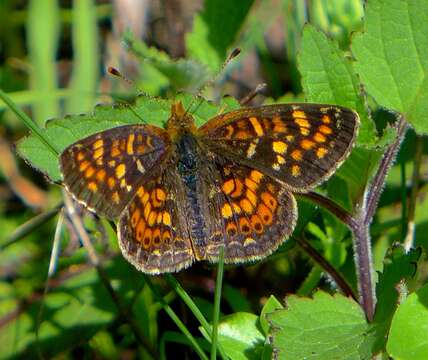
top-left (198, 104), bottom-right (359, 191)
top-left (60, 124), bottom-right (171, 219)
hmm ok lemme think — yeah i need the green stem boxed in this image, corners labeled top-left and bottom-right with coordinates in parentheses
top-left (164, 275), bottom-right (228, 359)
top-left (144, 276), bottom-right (208, 360)
top-left (211, 246), bottom-right (225, 360)
top-left (0, 88), bottom-right (60, 155)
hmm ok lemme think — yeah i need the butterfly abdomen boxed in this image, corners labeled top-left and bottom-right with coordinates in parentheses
top-left (176, 134), bottom-right (207, 253)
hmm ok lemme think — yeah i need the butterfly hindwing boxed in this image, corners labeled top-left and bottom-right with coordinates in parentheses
top-left (198, 104), bottom-right (359, 191)
top-left (118, 166), bottom-right (195, 274)
top-left (60, 125), bottom-right (171, 218)
top-left (191, 155), bottom-right (297, 264)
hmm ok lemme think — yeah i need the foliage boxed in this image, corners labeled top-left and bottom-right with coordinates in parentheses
top-left (1, 0), bottom-right (428, 359)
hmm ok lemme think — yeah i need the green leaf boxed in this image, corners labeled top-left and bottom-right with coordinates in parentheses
top-left (16, 94), bottom-right (238, 182)
top-left (259, 295), bottom-right (283, 335)
top-left (352, 0), bottom-right (428, 134)
top-left (387, 283), bottom-right (428, 359)
top-left (200, 312), bottom-right (265, 360)
top-left (268, 291), bottom-right (372, 360)
top-left (298, 24), bottom-right (377, 147)
top-left (186, 0), bottom-right (255, 71)
top-left (372, 246), bottom-right (421, 352)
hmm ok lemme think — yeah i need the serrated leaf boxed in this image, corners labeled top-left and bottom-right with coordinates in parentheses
top-left (200, 312), bottom-right (265, 360)
top-left (298, 24), bottom-right (377, 147)
top-left (268, 291), bottom-right (372, 360)
top-left (372, 246), bottom-right (421, 352)
top-left (16, 94), bottom-right (238, 182)
top-left (387, 283), bottom-right (428, 359)
top-left (186, 0), bottom-right (255, 71)
top-left (352, 0), bottom-right (428, 134)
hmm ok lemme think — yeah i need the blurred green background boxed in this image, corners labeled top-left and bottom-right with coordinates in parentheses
top-left (0, 0), bottom-right (427, 358)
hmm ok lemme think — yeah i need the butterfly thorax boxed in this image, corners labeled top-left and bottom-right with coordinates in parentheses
top-left (165, 101), bottom-right (198, 142)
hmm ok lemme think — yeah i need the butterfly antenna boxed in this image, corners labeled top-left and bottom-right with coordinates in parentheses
top-left (107, 66), bottom-right (148, 124)
top-left (239, 83), bottom-right (267, 106)
top-left (184, 48), bottom-right (241, 114)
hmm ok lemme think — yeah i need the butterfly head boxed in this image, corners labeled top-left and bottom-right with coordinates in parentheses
top-left (165, 101), bottom-right (197, 140)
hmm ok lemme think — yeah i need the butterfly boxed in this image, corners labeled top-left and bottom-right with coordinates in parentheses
top-left (60, 101), bottom-right (359, 274)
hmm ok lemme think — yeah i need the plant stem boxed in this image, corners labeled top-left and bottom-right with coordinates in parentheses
top-left (164, 275), bottom-right (228, 359)
top-left (298, 192), bottom-right (358, 232)
top-left (404, 136), bottom-right (423, 251)
top-left (0, 88), bottom-right (61, 155)
top-left (295, 236), bottom-right (357, 301)
top-left (355, 115), bottom-right (408, 321)
top-left (211, 246), bottom-right (225, 360)
top-left (144, 276), bottom-right (208, 360)
top-left (364, 116), bottom-right (408, 224)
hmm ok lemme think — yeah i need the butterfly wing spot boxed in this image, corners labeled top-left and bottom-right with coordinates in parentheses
top-left (131, 208), bottom-right (141, 228)
top-left (292, 110), bottom-right (307, 119)
top-left (291, 149), bottom-right (303, 161)
top-left (112, 191), bottom-right (120, 204)
top-left (244, 177), bottom-right (258, 192)
top-left (249, 117), bottom-right (264, 136)
top-left (317, 147), bottom-right (329, 159)
top-left (162, 211), bottom-right (171, 226)
top-left (272, 116), bottom-right (287, 133)
top-left (88, 182), bottom-right (98, 192)
top-left (148, 211), bottom-right (157, 226)
top-left (314, 132), bottom-right (327, 143)
top-left (79, 160), bottom-right (90, 172)
top-left (143, 202), bottom-right (152, 219)
top-left (231, 179), bottom-right (244, 198)
top-left (272, 141), bottom-right (288, 154)
top-left (221, 203), bottom-right (233, 218)
top-left (77, 151), bottom-right (85, 161)
top-left (93, 139), bottom-right (103, 150)
top-left (257, 203), bottom-right (273, 225)
top-left (246, 189), bottom-right (258, 207)
top-left (246, 140), bottom-right (258, 159)
top-left (250, 170), bottom-right (264, 183)
top-left (294, 117), bottom-right (310, 129)
top-left (319, 125), bottom-right (333, 135)
top-left (276, 155), bottom-right (286, 164)
top-left (96, 169), bottom-right (106, 182)
top-left (239, 217), bottom-right (252, 235)
top-left (107, 177), bottom-right (115, 190)
top-left (222, 179), bottom-right (235, 195)
top-left (291, 165), bottom-right (301, 177)
top-left (226, 222), bottom-right (238, 237)
top-left (84, 165), bottom-right (96, 178)
top-left (239, 198), bottom-right (254, 214)
top-left (250, 214), bottom-right (264, 234)
top-left (136, 219), bottom-right (145, 240)
top-left (244, 237), bottom-right (256, 247)
top-left (301, 139), bottom-right (316, 150)
top-left (322, 114), bottom-right (331, 124)
top-left (115, 164), bottom-right (126, 179)
top-left (261, 191), bottom-right (277, 212)
top-left (126, 134), bottom-right (135, 155)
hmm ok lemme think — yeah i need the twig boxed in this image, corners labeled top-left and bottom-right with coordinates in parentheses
top-left (295, 236), bottom-right (357, 301)
top-left (63, 193), bottom-right (158, 358)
